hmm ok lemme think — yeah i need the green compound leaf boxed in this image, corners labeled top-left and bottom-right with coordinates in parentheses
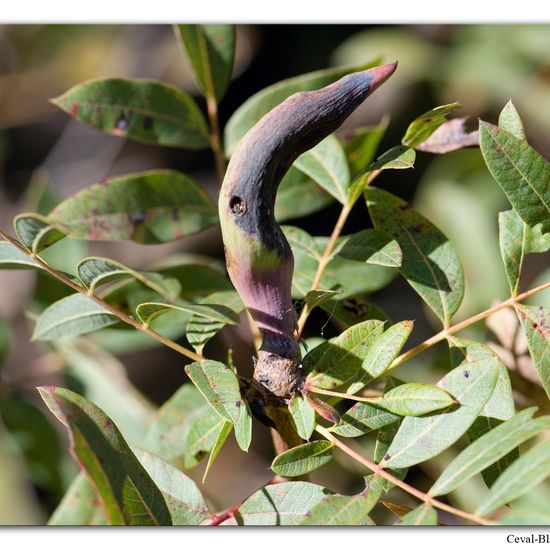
top-left (136, 300), bottom-right (239, 328)
top-left (294, 135), bottom-right (350, 205)
top-left (235, 482), bottom-right (331, 525)
top-left (49, 170), bottom-right (218, 245)
top-left (430, 408), bottom-right (550, 497)
top-left (202, 421), bottom-right (233, 483)
top-left (38, 386), bottom-right (172, 526)
top-left (234, 399), bottom-right (252, 452)
top-left (0, 241), bottom-right (44, 270)
top-left (13, 213), bottom-right (68, 254)
top-left (479, 120), bottom-right (550, 233)
top-left (368, 145), bottom-right (416, 171)
top-left (52, 78), bottom-right (209, 149)
top-left (402, 102), bottom-right (461, 148)
top-left (304, 319), bottom-right (384, 390)
top-left (288, 394), bottom-right (316, 441)
top-left (184, 360), bottom-right (242, 424)
top-left (499, 209), bottom-right (550, 296)
top-left (32, 294), bottom-right (119, 341)
top-left (224, 59), bottom-right (380, 155)
top-left (271, 441), bottom-right (334, 477)
top-left (516, 304), bottom-right (550, 399)
top-left (476, 440), bottom-right (550, 516)
top-left (369, 383), bottom-right (456, 417)
top-left (186, 290), bottom-right (243, 354)
top-left (381, 361), bottom-right (498, 469)
top-left (300, 494), bottom-right (375, 525)
top-left (77, 256), bottom-right (181, 300)
top-left (176, 25), bottom-right (235, 101)
top-left (48, 472), bottom-right (109, 526)
top-left (132, 448), bottom-right (209, 525)
top-left (329, 401), bottom-right (399, 438)
top-left (398, 504), bottom-right (437, 525)
top-left (338, 229), bottom-right (402, 268)
top-left (275, 166), bottom-right (334, 222)
top-left (365, 187), bottom-right (464, 325)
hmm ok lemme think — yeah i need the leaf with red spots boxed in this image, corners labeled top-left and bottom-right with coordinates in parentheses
top-left (176, 25), bottom-right (236, 102)
top-left (516, 304), bottom-right (550, 399)
top-left (38, 386), bottom-right (172, 525)
top-left (52, 78), bottom-right (209, 150)
top-left (49, 170), bottom-right (218, 244)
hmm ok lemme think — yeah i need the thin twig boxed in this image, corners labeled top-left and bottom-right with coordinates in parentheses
top-left (207, 95), bottom-right (226, 185)
top-left (390, 281), bottom-right (550, 370)
top-left (0, 229), bottom-right (203, 363)
top-left (316, 425), bottom-right (494, 525)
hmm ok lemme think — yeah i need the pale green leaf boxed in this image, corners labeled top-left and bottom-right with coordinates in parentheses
top-left (13, 213), bottom-right (68, 254)
top-left (430, 408), bottom-right (550, 497)
top-left (202, 421), bottom-right (233, 483)
top-left (365, 187), bottom-right (464, 325)
top-left (271, 441), bottom-right (334, 477)
top-left (344, 117), bottom-right (389, 178)
top-left (398, 504), bottom-right (437, 525)
top-left (381, 361), bottom-right (498, 469)
top-left (235, 481), bottom-right (331, 525)
top-left (476, 441), bottom-right (550, 516)
top-left (368, 145), bottom-right (416, 171)
top-left (329, 401), bottom-right (399, 438)
top-left (338, 229), bottom-right (402, 268)
top-left (32, 294), bottom-right (119, 341)
top-left (289, 394), bottom-right (316, 441)
top-left (402, 102), bottom-right (461, 148)
top-left (136, 301), bottom-right (239, 327)
top-left (0, 241), bottom-right (43, 270)
top-left (184, 360), bottom-right (242, 424)
top-left (234, 399), bottom-right (252, 452)
top-left (300, 494), bottom-right (375, 525)
top-left (498, 100), bottom-right (526, 140)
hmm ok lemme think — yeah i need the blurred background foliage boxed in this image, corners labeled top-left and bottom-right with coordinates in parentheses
top-left (0, 24), bottom-right (550, 524)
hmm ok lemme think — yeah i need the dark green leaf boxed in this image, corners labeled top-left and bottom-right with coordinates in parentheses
top-left (39, 386), bottom-right (172, 525)
top-left (368, 145), bottom-right (416, 171)
top-left (0, 241), bottom-right (43, 270)
top-left (184, 360), bottom-right (242, 423)
top-left (176, 25), bottom-right (235, 101)
top-left (398, 504), bottom-right (437, 525)
top-left (32, 294), bottom-right (118, 341)
top-left (305, 319), bottom-right (384, 390)
top-left (48, 472), bottom-right (109, 525)
top-left (304, 289), bottom-right (341, 310)
top-left (430, 408), bottom-right (550, 497)
top-left (476, 440), bottom-right (550, 516)
top-left (288, 394), bottom-right (316, 440)
top-left (133, 448), bottom-right (209, 525)
top-left (275, 166), bottom-right (334, 222)
top-left (202, 421), bottom-right (233, 482)
top-left (225, 60), bottom-right (380, 155)
top-left (381, 361), bottom-right (498, 469)
top-left (13, 213), bottom-right (68, 254)
top-left (338, 229), bottom-right (402, 268)
top-left (365, 187), bottom-right (464, 325)
top-left (294, 135), bottom-right (350, 205)
top-left (516, 304), bottom-right (550, 399)
top-left (77, 256), bottom-right (181, 300)
top-left (300, 494), bottom-right (375, 525)
top-left (0, 314), bottom-right (10, 368)
top-left (499, 209), bottom-right (550, 296)
top-left (370, 383), bottom-right (456, 416)
top-left (271, 441), bottom-right (334, 477)
top-left (479, 121), bottom-right (550, 233)
top-left (136, 301), bottom-right (239, 327)
top-left (49, 170), bottom-right (218, 244)
top-left (402, 102), bottom-right (461, 148)
top-left (186, 290), bottom-right (243, 354)
top-left (235, 481), bottom-right (331, 525)
top-left (329, 401), bottom-right (399, 438)
top-left (52, 78), bottom-right (209, 149)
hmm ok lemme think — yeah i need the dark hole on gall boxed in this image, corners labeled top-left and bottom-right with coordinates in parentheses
top-left (463, 370), bottom-right (470, 378)
top-left (143, 116), bottom-right (153, 130)
top-left (229, 195), bottom-right (246, 216)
